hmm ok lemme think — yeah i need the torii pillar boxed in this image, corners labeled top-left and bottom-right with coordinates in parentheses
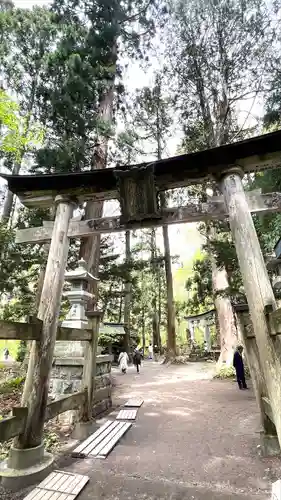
top-left (220, 167), bottom-right (281, 450)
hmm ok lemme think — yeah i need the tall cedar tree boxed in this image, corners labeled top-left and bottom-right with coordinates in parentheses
top-left (36, 0), bottom-right (163, 304)
top-left (131, 75), bottom-right (177, 355)
top-left (168, 0), bottom-right (277, 365)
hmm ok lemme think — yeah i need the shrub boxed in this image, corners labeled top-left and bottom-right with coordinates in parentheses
top-left (16, 340), bottom-right (27, 363)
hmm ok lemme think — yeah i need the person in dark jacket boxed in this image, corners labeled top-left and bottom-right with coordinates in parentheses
top-left (133, 349), bottom-right (142, 373)
top-left (233, 345), bottom-right (247, 390)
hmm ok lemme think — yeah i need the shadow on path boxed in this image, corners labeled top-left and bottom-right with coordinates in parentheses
top-left (33, 362), bottom-right (281, 499)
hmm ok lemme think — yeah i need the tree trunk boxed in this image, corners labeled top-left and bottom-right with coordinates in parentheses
top-left (157, 271), bottom-right (162, 350)
top-left (212, 262), bottom-right (237, 366)
top-left (150, 229), bottom-right (160, 349)
top-left (2, 77), bottom-right (37, 223)
top-left (79, 82), bottom-right (115, 294)
top-left (123, 230), bottom-right (131, 353)
top-left (21, 267), bottom-right (46, 406)
top-left (118, 285), bottom-right (123, 324)
top-left (2, 163), bottom-right (20, 222)
top-left (161, 198), bottom-right (176, 355)
top-left (142, 304), bottom-right (145, 355)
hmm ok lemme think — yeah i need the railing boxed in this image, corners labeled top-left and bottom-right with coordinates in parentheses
top-left (0, 391), bottom-right (87, 442)
top-left (0, 313), bottom-right (101, 443)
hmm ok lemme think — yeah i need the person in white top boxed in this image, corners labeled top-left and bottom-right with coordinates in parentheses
top-left (118, 351), bottom-right (129, 374)
top-left (148, 343), bottom-right (153, 360)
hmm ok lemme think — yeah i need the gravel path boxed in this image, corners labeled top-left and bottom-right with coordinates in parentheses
top-left (3, 361), bottom-right (281, 499)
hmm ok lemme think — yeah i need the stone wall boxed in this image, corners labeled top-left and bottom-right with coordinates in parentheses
top-left (49, 354), bottom-right (113, 424)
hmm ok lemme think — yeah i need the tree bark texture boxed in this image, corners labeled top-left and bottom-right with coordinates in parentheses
top-left (212, 262), bottom-right (238, 366)
top-left (21, 267), bottom-right (46, 407)
top-left (123, 230), bottom-right (131, 353)
top-left (2, 78), bottom-right (37, 224)
top-left (15, 197), bottom-right (74, 449)
top-left (150, 229), bottom-right (161, 349)
top-left (79, 82), bottom-right (115, 298)
top-left (235, 312), bottom-right (275, 434)
top-left (161, 215), bottom-right (176, 355)
top-left (2, 163), bottom-right (20, 222)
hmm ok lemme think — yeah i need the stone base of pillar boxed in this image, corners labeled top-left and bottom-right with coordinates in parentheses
top-left (259, 431), bottom-right (281, 457)
top-left (0, 442), bottom-right (54, 490)
top-left (71, 420), bottom-right (99, 440)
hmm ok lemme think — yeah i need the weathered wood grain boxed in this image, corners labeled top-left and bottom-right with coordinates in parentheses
top-left (0, 321), bottom-right (41, 340)
top-left (268, 308), bottom-right (281, 335)
top-left (15, 196), bottom-right (75, 449)
top-left (0, 391), bottom-right (87, 442)
top-left (0, 408), bottom-right (28, 442)
top-left (124, 398), bottom-right (143, 408)
top-left (4, 131), bottom-right (281, 209)
top-left (220, 169), bottom-right (281, 444)
top-left (72, 419), bottom-right (132, 459)
top-left (79, 314), bottom-right (100, 421)
top-left (262, 396), bottom-right (274, 423)
top-left (116, 409), bottom-right (138, 420)
top-left (15, 191), bottom-right (281, 244)
top-left (23, 470), bottom-right (89, 500)
top-left (0, 324), bottom-right (92, 341)
top-left (45, 390), bottom-right (87, 422)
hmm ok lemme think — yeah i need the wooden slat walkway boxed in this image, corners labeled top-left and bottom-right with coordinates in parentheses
top-left (124, 398), bottom-right (143, 408)
top-left (72, 419), bottom-right (132, 459)
top-left (116, 409), bottom-right (138, 421)
top-left (23, 470), bottom-right (89, 500)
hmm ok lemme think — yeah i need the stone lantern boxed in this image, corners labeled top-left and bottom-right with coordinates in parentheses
top-left (54, 258), bottom-right (99, 358)
top-left (62, 258), bottom-right (98, 330)
top-left (49, 259), bottom-right (99, 424)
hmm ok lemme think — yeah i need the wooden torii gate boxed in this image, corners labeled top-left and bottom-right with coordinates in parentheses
top-left (3, 129), bottom-right (281, 454)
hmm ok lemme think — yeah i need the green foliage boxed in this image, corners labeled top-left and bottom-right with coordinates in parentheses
top-left (0, 376), bottom-right (25, 394)
top-left (185, 253), bottom-right (213, 313)
top-left (0, 217), bottom-right (46, 320)
top-left (0, 89), bottom-right (43, 162)
top-left (16, 340), bottom-right (27, 363)
top-left (44, 431), bottom-right (60, 452)
top-left (214, 365), bottom-right (236, 379)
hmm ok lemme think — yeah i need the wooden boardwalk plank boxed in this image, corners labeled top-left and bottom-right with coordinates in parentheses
top-left (23, 471), bottom-right (89, 500)
top-left (71, 420), bottom-right (113, 457)
top-left (89, 421), bottom-right (124, 457)
top-left (81, 421), bottom-right (120, 457)
top-left (90, 421), bottom-right (132, 459)
top-left (116, 409), bottom-right (138, 420)
top-left (124, 398), bottom-right (143, 408)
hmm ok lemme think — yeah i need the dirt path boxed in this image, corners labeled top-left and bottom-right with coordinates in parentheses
top-left (14, 362), bottom-right (281, 499)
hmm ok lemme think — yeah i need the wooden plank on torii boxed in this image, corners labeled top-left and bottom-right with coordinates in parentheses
top-left (3, 130), bottom-right (281, 209)
top-left (15, 191), bottom-right (281, 244)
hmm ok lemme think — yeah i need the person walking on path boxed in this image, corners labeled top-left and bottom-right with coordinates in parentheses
top-left (148, 343), bottom-right (153, 360)
top-left (233, 345), bottom-right (247, 390)
top-left (118, 351), bottom-right (129, 374)
top-left (133, 349), bottom-right (142, 373)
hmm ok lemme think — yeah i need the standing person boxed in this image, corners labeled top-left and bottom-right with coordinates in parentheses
top-left (148, 343), bottom-right (153, 360)
top-left (233, 345), bottom-right (247, 390)
top-left (4, 348), bottom-right (9, 361)
top-left (118, 351), bottom-right (129, 374)
top-left (133, 349), bottom-right (142, 373)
